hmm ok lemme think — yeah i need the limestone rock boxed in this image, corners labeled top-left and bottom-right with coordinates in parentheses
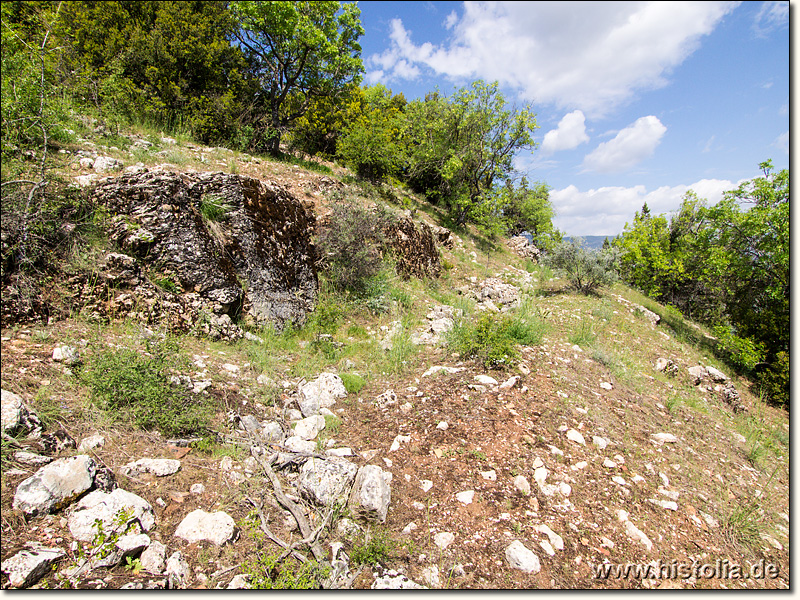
top-left (372, 569), bottom-right (426, 589)
top-left (174, 509), bottom-right (237, 546)
top-left (13, 455), bottom-right (96, 516)
top-left (140, 540), bottom-right (167, 574)
top-left (298, 373), bottom-right (347, 417)
top-left (69, 488), bottom-right (155, 541)
top-left (165, 551), bottom-right (191, 589)
top-left (121, 458), bottom-right (181, 477)
top-left (505, 540), bottom-right (541, 574)
top-left (298, 457), bottom-right (358, 507)
top-left (1, 546), bottom-right (65, 588)
top-left (1, 388), bottom-right (41, 435)
top-left (293, 415), bottom-right (326, 440)
top-left (349, 464), bottom-right (392, 522)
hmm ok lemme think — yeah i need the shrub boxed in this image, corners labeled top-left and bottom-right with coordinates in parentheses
top-left (79, 337), bottom-right (211, 436)
top-left (339, 373), bottom-right (365, 394)
top-left (448, 313), bottom-right (520, 369)
top-left (544, 238), bottom-right (618, 294)
top-left (757, 351), bottom-right (789, 409)
top-left (711, 325), bottom-right (765, 373)
top-left (315, 199), bottom-right (391, 296)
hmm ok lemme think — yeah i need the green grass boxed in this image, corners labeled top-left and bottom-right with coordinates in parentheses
top-left (568, 320), bottom-right (597, 347)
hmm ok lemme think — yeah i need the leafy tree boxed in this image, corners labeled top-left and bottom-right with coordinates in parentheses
top-left (230, 0), bottom-right (364, 155)
top-left (336, 84), bottom-right (408, 181)
top-left (404, 81), bottom-right (538, 226)
top-left (499, 177), bottom-right (556, 249)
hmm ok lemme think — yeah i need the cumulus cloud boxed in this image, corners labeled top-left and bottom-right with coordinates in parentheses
top-left (541, 110), bottom-right (589, 154)
top-left (582, 116), bottom-right (667, 173)
top-left (550, 178), bottom-right (738, 236)
top-left (365, 1), bottom-right (737, 116)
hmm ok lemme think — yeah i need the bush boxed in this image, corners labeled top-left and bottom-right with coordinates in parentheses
top-left (339, 373), bottom-right (365, 394)
top-left (79, 337), bottom-right (211, 436)
top-left (544, 238), bottom-right (618, 294)
top-left (712, 325), bottom-right (765, 373)
top-left (315, 199), bottom-right (391, 296)
top-left (757, 351), bottom-right (789, 409)
top-left (448, 313), bottom-right (520, 369)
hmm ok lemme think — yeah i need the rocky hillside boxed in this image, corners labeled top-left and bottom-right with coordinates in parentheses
top-left (0, 127), bottom-right (789, 589)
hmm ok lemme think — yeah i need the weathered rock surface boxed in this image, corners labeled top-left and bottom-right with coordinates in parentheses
top-left (298, 373), bottom-right (347, 417)
top-left (174, 509), bottom-right (237, 546)
top-left (121, 458), bottom-right (181, 478)
top-left (1, 546), bottom-right (66, 588)
top-left (299, 457), bottom-right (358, 507)
top-left (382, 217), bottom-right (441, 280)
top-left (348, 464), bottom-right (392, 522)
top-left (505, 540), bottom-right (541, 574)
top-left (507, 235), bottom-right (541, 262)
top-left (68, 488), bottom-right (155, 541)
top-left (91, 171), bottom-right (318, 331)
top-left (13, 455), bottom-right (97, 516)
top-left (1, 388), bottom-right (41, 435)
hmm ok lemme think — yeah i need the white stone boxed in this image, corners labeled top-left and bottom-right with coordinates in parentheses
top-left (299, 457), bottom-right (358, 507)
top-left (92, 156), bottom-right (122, 173)
top-left (165, 551), bottom-right (191, 588)
top-left (421, 565), bottom-right (440, 588)
top-left (648, 498), bottom-right (678, 511)
top-left (402, 522), bottom-right (417, 535)
top-left (69, 488), bottom-right (155, 541)
top-left (534, 466), bottom-right (549, 486)
top-left (592, 436), bottom-right (609, 450)
top-left (326, 447), bottom-right (354, 457)
top-left (456, 490), bottom-right (475, 504)
top-left (705, 366), bottom-right (728, 382)
top-left (571, 461), bottom-right (589, 471)
top-left (481, 470), bottom-right (497, 481)
top-left (1, 389), bottom-right (27, 433)
top-left (14, 455), bottom-right (96, 516)
top-left (52, 345), bottom-right (81, 365)
top-left (390, 434), bottom-right (411, 452)
top-left (513, 476), bottom-right (531, 496)
top-left (1, 546), bottom-right (65, 588)
top-left (499, 376), bottom-right (519, 390)
top-left (617, 510), bottom-right (652, 551)
top-left (139, 540), bottom-right (166, 574)
top-left (293, 415), bottom-right (326, 440)
top-left (13, 452), bottom-right (52, 466)
top-left (348, 464), bottom-right (392, 522)
top-left (121, 458), bottom-right (181, 477)
top-left (603, 458), bottom-right (617, 469)
top-left (612, 476), bottom-right (627, 486)
top-left (283, 436), bottom-right (317, 453)
top-left (434, 532), bottom-right (455, 550)
top-left (422, 366), bottom-right (465, 377)
top-left (505, 540), bottom-right (541, 574)
top-left (77, 434), bottom-right (105, 452)
top-left (436, 421), bottom-right (448, 430)
top-left (536, 524), bottom-right (564, 550)
top-left (474, 375), bottom-right (498, 386)
top-left (566, 429), bottom-right (586, 445)
top-left (600, 382), bottom-right (613, 390)
top-left (421, 480), bottom-right (433, 492)
top-left (298, 373), bottom-right (347, 416)
top-left (539, 540), bottom-right (555, 556)
top-left (174, 509), bottom-right (237, 545)
top-left (652, 432), bottom-right (678, 444)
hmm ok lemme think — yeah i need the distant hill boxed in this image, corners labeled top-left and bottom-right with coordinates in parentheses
top-left (565, 235), bottom-right (617, 250)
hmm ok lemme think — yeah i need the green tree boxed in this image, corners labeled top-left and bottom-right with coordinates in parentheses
top-left (546, 238), bottom-right (618, 295)
top-left (404, 81), bottom-right (538, 226)
top-left (336, 84), bottom-right (408, 180)
top-left (499, 177), bottom-right (556, 249)
top-left (230, 0), bottom-right (364, 155)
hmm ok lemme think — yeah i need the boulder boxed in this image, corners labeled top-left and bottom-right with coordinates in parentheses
top-left (299, 457), bottom-right (358, 507)
top-left (68, 488), bottom-right (155, 541)
top-left (348, 464), bottom-right (392, 523)
top-left (174, 509), bottom-right (237, 546)
top-left (13, 455), bottom-right (96, 516)
top-left (1, 546), bottom-right (65, 588)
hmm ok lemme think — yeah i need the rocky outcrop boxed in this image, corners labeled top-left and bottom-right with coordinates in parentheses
top-left (507, 235), bottom-right (541, 262)
top-left (382, 217), bottom-right (441, 279)
top-left (92, 170), bottom-right (318, 331)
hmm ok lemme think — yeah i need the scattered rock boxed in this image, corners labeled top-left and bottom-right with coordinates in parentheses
top-left (433, 532), bottom-right (455, 550)
top-left (293, 415), bottom-right (326, 440)
top-left (1, 546), bottom-right (65, 588)
top-left (474, 375), bottom-right (498, 386)
top-left (299, 457), bottom-right (358, 507)
top-left (13, 455), bottom-right (97, 516)
top-left (513, 476), bottom-right (531, 496)
top-left (298, 373), bottom-right (347, 416)
top-left (77, 434), bottom-right (105, 452)
top-left (535, 524), bottom-right (564, 551)
top-left (1, 389), bottom-right (41, 435)
top-left (566, 429), bottom-right (586, 445)
top-left (140, 540), bottom-right (167, 574)
top-left (69, 488), bottom-right (155, 541)
top-left (651, 433), bottom-right (678, 444)
top-left (456, 490), bottom-right (475, 504)
top-left (372, 569), bottom-right (426, 589)
top-left (165, 551), bottom-right (191, 589)
top-left (422, 366), bottom-right (465, 377)
top-left (348, 464), bottom-right (392, 522)
top-left (121, 458), bottom-right (181, 477)
top-left (505, 540), bottom-right (541, 574)
top-left (174, 509), bottom-right (237, 546)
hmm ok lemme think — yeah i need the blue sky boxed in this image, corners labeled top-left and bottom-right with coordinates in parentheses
top-left (354, 1), bottom-right (790, 236)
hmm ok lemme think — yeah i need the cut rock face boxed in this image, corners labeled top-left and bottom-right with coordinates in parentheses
top-left (92, 171), bottom-right (318, 330)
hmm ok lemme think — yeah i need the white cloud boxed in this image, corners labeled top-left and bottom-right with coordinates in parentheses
top-left (550, 178), bottom-right (738, 236)
top-left (753, 1), bottom-right (789, 37)
top-left (541, 110), bottom-right (589, 154)
top-left (365, 1), bottom-right (738, 116)
top-left (582, 116), bottom-right (667, 173)
top-left (775, 131), bottom-right (789, 154)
